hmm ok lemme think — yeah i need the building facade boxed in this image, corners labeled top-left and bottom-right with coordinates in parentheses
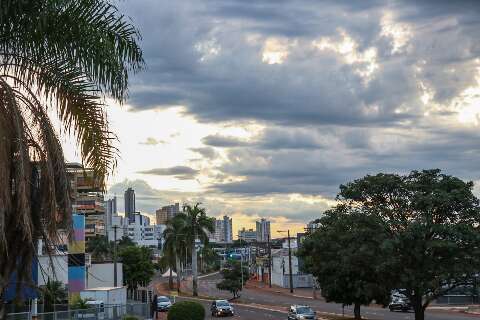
top-left (155, 203), bottom-right (180, 224)
top-left (256, 218), bottom-right (271, 242)
top-left (126, 213), bottom-right (164, 249)
top-left (66, 163), bottom-right (105, 244)
top-left (211, 216), bottom-right (233, 243)
top-left (105, 196), bottom-right (117, 227)
top-left (124, 187), bottom-right (136, 223)
top-left (238, 228), bottom-right (257, 242)
top-left (271, 249), bottom-right (313, 288)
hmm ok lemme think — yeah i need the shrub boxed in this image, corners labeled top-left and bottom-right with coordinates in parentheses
top-left (122, 316), bottom-right (139, 320)
top-left (167, 301), bottom-right (205, 320)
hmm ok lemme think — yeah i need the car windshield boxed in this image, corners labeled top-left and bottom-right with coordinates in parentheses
top-left (297, 307), bottom-right (313, 314)
top-left (157, 297), bottom-right (170, 303)
top-left (217, 301), bottom-right (230, 307)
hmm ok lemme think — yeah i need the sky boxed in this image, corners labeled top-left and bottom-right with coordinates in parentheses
top-left (64, 0), bottom-right (480, 238)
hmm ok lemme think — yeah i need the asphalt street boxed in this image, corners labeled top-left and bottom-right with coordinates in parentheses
top-left (155, 296), bottom-right (286, 320)
top-left (179, 272), bottom-right (480, 320)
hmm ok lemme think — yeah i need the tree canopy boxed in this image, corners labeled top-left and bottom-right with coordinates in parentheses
top-left (337, 169), bottom-right (480, 320)
top-left (216, 260), bottom-right (249, 299)
top-left (119, 246), bottom-right (155, 291)
top-left (299, 206), bottom-right (391, 320)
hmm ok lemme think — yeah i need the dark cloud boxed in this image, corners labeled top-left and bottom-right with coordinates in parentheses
top-left (202, 135), bottom-right (251, 147)
top-left (137, 166), bottom-right (199, 180)
top-left (190, 147), bottom-right (217, 159)
top-left (115, 0), bottom-right (480, 204)
top-left (210, 126), bottom-right (480, 196)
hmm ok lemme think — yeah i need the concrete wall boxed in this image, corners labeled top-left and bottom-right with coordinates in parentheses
top-left (271, 254), bottom-right (313, 288)
top-left (87, 263), bottom-right (123, 289)
top-left (37, 254), bottom-right (68, 286)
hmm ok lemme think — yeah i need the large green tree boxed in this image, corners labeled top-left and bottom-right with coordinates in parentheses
top-left (182, 203), bottom-right (215, 296)
top-left (339, 169), bottom-right (480, 320)
top-left (299, 206), bottom-right (391, 320)
top-left (216, 260), bottom-right (249, 299)
top-left (119, 246), bottom-right (155, 293)
top-left (0, 0), bottom-right (143, 304)
top-left (163, 215), bottom-right (187, 292)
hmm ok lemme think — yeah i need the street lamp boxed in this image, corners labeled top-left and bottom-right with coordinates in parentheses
top-left (277, 229), bottom-right (294, 293)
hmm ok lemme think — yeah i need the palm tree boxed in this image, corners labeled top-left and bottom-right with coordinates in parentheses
top-left (163, 215), bottom-right (186, 293)
top-left (42, 279), bottom-right (67, 312)
top-left (0, 0), bottom-right (143, 304)
top-left (182, 203), bottom-right (214, 296)
top-left (86, 235), bottom-right (112, 262)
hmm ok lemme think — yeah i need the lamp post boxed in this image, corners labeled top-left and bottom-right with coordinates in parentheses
top-left (277, 230), bottom-right (293, 293)
top-left (267, 234), bottom-right (272, 288)
top-left (113, 225), bottom-right (119, 287)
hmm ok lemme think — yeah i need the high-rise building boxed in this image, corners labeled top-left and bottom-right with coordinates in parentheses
top-left (223, 215), bottom-right (233, 243)
top-left (66, 163), bottom-right (105, 244)
top-left (155, 203), bottom-right (180, 225)
top-left (124, 188), bottom-right (135, 223)
top-left (105, 196), bottom-right (117, 227)
top-left (256, 218), bottom-right (271, 242)
top-left (211, 216), bottom-right (233, 243)
top-left (238, 228), bottom-right (257, 242)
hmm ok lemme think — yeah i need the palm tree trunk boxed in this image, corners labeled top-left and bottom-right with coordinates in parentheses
top-left (175, 253), bottom-right (181, 293)
top-left (169, 268), bottom-right (173, 290)
top-left (192, 242), bottom-right (198, 296)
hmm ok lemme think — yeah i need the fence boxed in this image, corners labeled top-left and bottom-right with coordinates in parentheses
top-left (6, 303), bottom-right (151, 320)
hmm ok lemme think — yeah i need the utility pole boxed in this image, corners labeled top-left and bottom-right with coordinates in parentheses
top-left (267, 234), bottom-right (272, 288)
top-left (287, 230), bottom-right (293, 294)
top-left (113, 225), bottom-right (118, 286)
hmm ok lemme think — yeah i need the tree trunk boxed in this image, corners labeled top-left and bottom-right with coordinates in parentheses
top-left (354, 302), bottom-right (361, 320)
top-left (412, 293), bottom-right (425, 320)
top-left (175, 254), bottom-right (181, 293)
top-left (192, 242), bottom-right (198, 296)
top-left (168, 268), bottom-right (173, 289)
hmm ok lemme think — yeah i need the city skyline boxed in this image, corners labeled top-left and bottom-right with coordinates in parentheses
top-left (61, 0), bottom-right (480, 239)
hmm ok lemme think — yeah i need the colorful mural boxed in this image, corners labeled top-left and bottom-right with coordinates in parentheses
top-left (68, 214), bottom-right (85, 302)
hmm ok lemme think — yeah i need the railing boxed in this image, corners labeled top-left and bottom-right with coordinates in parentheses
top-left (6, 303), bottom-right (151, 320)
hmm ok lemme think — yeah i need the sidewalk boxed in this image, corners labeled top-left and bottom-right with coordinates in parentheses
top-left (245, 279), bottom-right (321, 300)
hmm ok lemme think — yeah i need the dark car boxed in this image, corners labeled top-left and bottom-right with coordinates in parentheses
top-left (156, 296), bottom-right (172, 311)
top-left (287, 305), bottom-right (316, 320)
top-left (211, 300), bottom-right (234, 317)
top-left (389, 298), bottom-right (412, 312)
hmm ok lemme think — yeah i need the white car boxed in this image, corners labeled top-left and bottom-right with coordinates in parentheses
top-left (156, 296), bottom-right (173, 311)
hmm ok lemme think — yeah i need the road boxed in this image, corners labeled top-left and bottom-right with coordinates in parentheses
top-left (177, 272), bottom-right (480, 320)
top-left (154, 296), bottom-right (286, 320)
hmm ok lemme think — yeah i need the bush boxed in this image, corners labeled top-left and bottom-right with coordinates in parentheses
top-left (122, 316), bottom-right (139, 320)
top-left (167, 301), bottom-right (205, 320)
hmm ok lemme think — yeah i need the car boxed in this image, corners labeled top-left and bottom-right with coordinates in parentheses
top-left (211, 300), bottom-right (234, 317)
top-left (287, 305), bottom-right (316, 320)
top-left (389, 297), bottom-right (412, 312)
top-left (156, 296), bottom-right (173, 312)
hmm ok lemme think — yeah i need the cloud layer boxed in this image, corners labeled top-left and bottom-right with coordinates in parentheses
top-left (107, 0), bottom-right (480, 229)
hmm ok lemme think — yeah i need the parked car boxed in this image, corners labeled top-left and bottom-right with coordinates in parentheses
top-left (287, 305), bottom-right (316, 320)
top-left (389, 297), bottom-right (412, 312)
top-left (211, 300), bottom-right (234, 317)
top-left (156, 296), bottom-right (173, 311)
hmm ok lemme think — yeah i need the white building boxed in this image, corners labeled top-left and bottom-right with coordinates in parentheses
top-left (126, 213), bottom-right (164, 249)
top-left (86, 263), bottom-right (123, 288)
top-left (211, 216), bottom-right (233, 243)
top-left (256, 218), bottom-right (271, 242)
top-left (271, 249), bottom-right (313, 288)
top-left (238, 228), bottom-right (257, 242)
